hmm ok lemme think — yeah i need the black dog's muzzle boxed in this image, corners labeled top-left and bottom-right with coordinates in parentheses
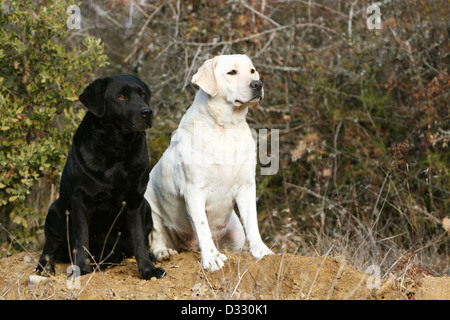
top-left (139, 107), bottom-right (153, 129)
top-left (140, 108), bottom-right (152, 118)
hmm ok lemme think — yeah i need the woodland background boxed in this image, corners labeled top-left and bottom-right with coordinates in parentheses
top-left (1, 0), bottom-right (448, 278)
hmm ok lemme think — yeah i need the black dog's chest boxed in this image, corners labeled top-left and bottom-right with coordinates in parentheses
top-left (69, 155), bottom-right (147, 211)
top-left (99, 160), bottom-right (145, 200)
top-left (65, 115), bottom-right (150, 211)
top-left (104, 161), bottom-right (129, 185)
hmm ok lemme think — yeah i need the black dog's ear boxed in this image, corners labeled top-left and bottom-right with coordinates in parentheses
top-left (79, 78), bottom-right (107, 118)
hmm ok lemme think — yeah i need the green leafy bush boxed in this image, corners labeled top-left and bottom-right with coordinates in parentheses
top-left (0, 0), bottom-right (108, 253)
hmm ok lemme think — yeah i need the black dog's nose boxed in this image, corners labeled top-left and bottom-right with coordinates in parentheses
top-left (140, 108), bottom-right (152, 118)
top-left (250, 80), bottom-right (263, 91)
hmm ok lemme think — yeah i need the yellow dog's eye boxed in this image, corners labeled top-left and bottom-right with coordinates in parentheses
top-left (118, 94), bottom-right (126, 100)
top-left (250, 69), bottom-right (255, 74)
top-left (227, 70), bottom-right (237, 75)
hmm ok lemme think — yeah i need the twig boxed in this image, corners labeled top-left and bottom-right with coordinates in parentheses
top-left (287, 0), bottom-right (357, 22)
top-left (275, 252), bottom-right (287, 300)
top-left (200, 263), bottom-right (217, 299)
top-left (176, 22), bottom-right (344, 48)
top-left (307, 245), bottom-right (333, 299)
top-left (255, 31), bottom-right (276, 57)
top-left (182, 46), bottom-right (202, 91)
top-left (99, 232), bottom-right (122, 264)
top-left (284, 182), bottom-right (347, 215)
top-left (88, 0), bottom-right (126, 30)
top-left (123, 5), bottom-right (163, 63)
top-left (0, 273), bottom-right (26, 299)
top-left (66, 210), bottom-right (73, 266)
top-left (404, 164), bottom-right (415, 244)
top-left (348, 1), bottom-right (358, 39)
top-left (99, 201), bottom-right (126, 262)
top-left (372, 171), bottom-right (390, 220)
top-left (235, 0), bottom-right (280, 27)
top-left (259, 65), bottom-right (303, 72)
top-left (231, 253), bottom-right (268, 298)
top-left (73, 246), bottom-right (99, 299)
top-left (325, 261), bottom-right (346, 300)
top-left (72, 246), bottom-right (115, 299)
top-left (333, 121), bottom-right (343, 184)
top-left (0, 223), bottom-right (49, 276)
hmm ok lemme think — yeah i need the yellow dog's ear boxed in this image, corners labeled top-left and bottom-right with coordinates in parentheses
top-left (192, 57), bottom-right (219, 97)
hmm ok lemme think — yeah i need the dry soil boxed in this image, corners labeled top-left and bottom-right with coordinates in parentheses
top-left (1, 251), bottom-right (449, 300)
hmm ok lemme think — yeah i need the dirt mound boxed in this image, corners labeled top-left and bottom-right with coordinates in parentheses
top-left (1, 251), bottom-right (449, 300)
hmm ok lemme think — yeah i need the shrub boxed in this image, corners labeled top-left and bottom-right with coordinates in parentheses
top-left (0, 0), bottom-right (108, 254)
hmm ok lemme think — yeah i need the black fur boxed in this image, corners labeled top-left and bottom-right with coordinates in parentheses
top-left (36, 75), bottom-right (165, 280)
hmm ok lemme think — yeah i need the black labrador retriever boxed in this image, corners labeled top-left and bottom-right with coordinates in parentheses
top-left (36, 75), bottom-right (166, 280)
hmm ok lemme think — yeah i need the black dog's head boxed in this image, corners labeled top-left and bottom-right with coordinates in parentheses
top-left (79, 75), bottom-right (153, 132)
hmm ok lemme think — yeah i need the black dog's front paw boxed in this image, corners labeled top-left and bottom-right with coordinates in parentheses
top-left (151, 267), bottom-right (167, 279)
top-left (35, 259), bottom-right (55, 276)
top-left (140, 266), bottom-right (166, 280)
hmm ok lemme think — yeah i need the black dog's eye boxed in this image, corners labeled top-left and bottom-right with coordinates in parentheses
top-left (227, 70), bottom-right (237, 75)
top-left (250, 69), bottom-right (255, 74)
top-left (140, 92), bottom-right (146, 99)
top-left (117, 94), bottom-right (126, 100)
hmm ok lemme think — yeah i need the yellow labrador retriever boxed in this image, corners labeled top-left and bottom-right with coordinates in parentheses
top-left (145, 54), bottom-right (273, 271)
